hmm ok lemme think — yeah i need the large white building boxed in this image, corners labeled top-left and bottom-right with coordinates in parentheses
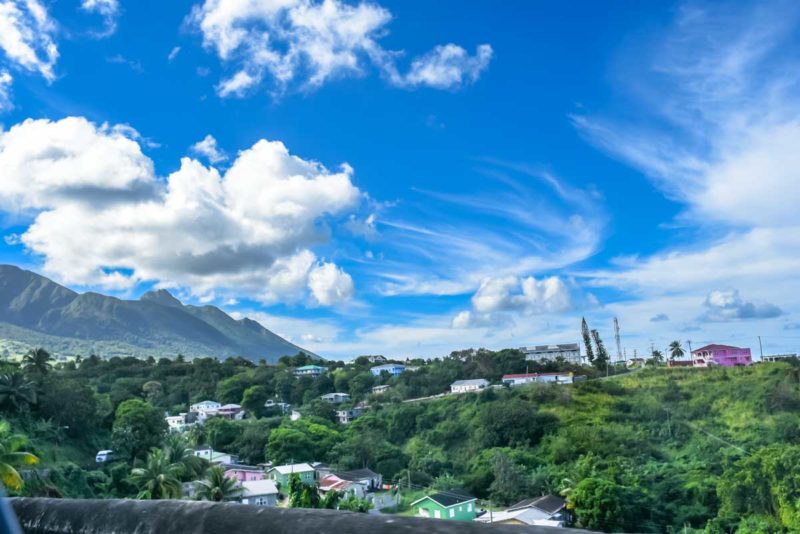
top-left (520, 343), bottom-right (581, 363)
top-left (450, 379), bottom-right (489, 394)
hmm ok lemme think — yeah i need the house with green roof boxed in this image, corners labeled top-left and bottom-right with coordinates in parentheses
top-left (410, 491), bottom-right (477, 521)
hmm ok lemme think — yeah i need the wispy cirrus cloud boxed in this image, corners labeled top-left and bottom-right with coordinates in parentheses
top-left (573, 0), bottom-right (800, 348)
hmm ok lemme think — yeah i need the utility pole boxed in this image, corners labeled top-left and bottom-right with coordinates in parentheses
top-left (686, 340), bottom-right (693, 364)
top-left (758, 336), bottom-right (764, 361)
top-left (614, 317), bottom-right (623, 363)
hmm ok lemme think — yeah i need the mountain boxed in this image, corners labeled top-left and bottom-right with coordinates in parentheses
top-left (0, 265), bottom-right (314, 362)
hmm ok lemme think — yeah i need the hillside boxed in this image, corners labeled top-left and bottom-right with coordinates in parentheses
top-left (0, 265), bottom-right (312, 362)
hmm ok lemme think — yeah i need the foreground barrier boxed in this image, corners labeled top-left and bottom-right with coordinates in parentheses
top-left (10, 498), bottom-right (590, 533)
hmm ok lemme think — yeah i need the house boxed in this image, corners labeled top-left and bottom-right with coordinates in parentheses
top-left (627, 358), bottom-right (646, 368)
top-left (240, 479), bottom-right (279, 506)
top-left (224, 464), bottom-right (265, 482)
top-left (411, 491), bottom-right (477, 521)
top-left (266, 463), bottom-right (316, 486)
top-left (335, 468), bottom-right (382, 490)
top-left (193, 447), bottom-right (238, 465)
top-left (763, 354), bottom-right (799, 363)
top-left (366, 355), bottom-right (388, 363)
top-left (264, 400), bottom-right (291, 414)
top-left (371, 384), bottom-right (390, 395)
top-left (475, 495), bottom-right (566, 527)
top-left (217, 404), bottom-right (245, 420)
top-left (336, 406), bottom-right (366, 424)
top-left (520, 343), bottom-right (582, 364)
top-left (450, 379), bottom-right (489, 394)
top-left (321, 392), bottom-right (351, 404)
top-left (370, 363), bottom-right (406, 377)
top-left (290, 410), bottom-right (302, 421)
top-left (165, 413), bottom-right (192, 432)
top-left (190, 400), bottom-right (221, 421)
top-left (691, 344), bottom-right (753, 367)
top-left (293, 364), bottom-right (326, 377)
top-left (502, 372), bottom-right (574, 387)
top-left (318, 473), bottom-right (368, 499)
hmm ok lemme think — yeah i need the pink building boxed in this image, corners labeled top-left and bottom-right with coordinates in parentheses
top-left (224, 465), bottom-right (265, 482)
top-left (691, 344), bottom-right (752, 367)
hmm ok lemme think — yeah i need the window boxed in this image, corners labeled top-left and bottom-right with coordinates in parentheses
top-left (434, 510), bottom-right (441, 519)
top-left (449, 508), bottom-right (454, 518)
top-left (468, 503), bottom-right (473, 511)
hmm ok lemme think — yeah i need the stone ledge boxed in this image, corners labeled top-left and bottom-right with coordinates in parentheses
top-left (10, 498), bottom-right (589, 533)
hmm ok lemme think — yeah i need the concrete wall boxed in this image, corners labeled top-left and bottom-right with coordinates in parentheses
top-left (10, 498), bottom-right (591, 534)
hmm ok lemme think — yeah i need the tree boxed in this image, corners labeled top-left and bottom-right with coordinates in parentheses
top-left (0, 422), bottom-right (38, 491)
top-left (669, 341), bottom-right (685, 361)
top-left (568, 476), bottom-right (649, 532)
top-left (651, 349), bottom-right (664, 366)
top-left (488, 453), bottom-right (530, 505)
top-left (288, 473), bottom-right (319, 508)
top-left (163, 433), bottom-right (207, 481)
top-left (241, 385), bottom-right (270, 419)
top-left (581, 318), bottom-right (595, 363)
top-left (37, 378), bottom-right (98, 437)
top-left (130, 448), bottom-right (182, 499)
top-left (112, 399), bottom-right (168, 460)
top-left (0, 373), bottom-right (37, 412)
top-left (338, 494), bottom-right (372, 513)
top-left (22, 348), bottom-right (53, 380)
top-left (591, 330), bottom-right (608, 370)
top-left (195, 465), bottom-right (242, 502)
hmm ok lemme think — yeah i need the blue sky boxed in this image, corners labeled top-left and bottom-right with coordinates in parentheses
top-left (1, 0), bottom-right (799, 359)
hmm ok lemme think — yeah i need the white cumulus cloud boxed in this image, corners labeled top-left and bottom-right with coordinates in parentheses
top-left (0, 116), bottom-right (360, 306)
top-left (190, 134), bottom-right (227, 164)
top-left (188, 0), bottom-right (493, 96)
top-left (702, 289), bottom-right (783, 322)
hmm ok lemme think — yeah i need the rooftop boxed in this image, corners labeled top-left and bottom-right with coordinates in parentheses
top-left (693, 344), bottom-right (747, 352)
top-left (241, 479), bottom-right (279, 497)
top-left (508, 495), bottom-right (566, 515)
top-left (413, 490), bottom-right (476, 508)
top-left (270, 462), bottom-right (315, 475)
top-left (521, 344), bottom-right (580, 352)
top-left (451, 379), bottom-right (489, 387)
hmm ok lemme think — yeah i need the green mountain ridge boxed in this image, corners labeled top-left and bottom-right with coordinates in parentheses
top-left (0, 264), bottom-right (313, 362)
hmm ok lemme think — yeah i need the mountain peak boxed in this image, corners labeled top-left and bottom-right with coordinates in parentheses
top-left (140, 289), bottom-right (183, 308)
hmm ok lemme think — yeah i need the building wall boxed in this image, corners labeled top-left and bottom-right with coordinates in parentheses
top-left (416, 500), bottom-right (476, 521)
top-left (692, 347), bottom-right (752, 367)
top-left (270, 470), bottom-right (315, 486)
top-left (241, 494), bottom-right (277, 506)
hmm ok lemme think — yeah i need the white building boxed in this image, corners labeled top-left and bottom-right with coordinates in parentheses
top-left (190, 400), bottom-right (221, 421)
top-left (370, 363), bottom-right (406, 377)
top-left (193, 447), bottom-right (238, 465)
top-left (372, 384), bottom-right (390, 395)
top-left (520, 343), bottom-right (581, 363)
top-left (336, 406), bottom-right (366, 424)
top-left (165, 413), bottom-right (192, 432)
top-left (321, 392), bottom-right (351, 404)
top-left (450, 379), bottom-right (489, 394)
top-left (502, 372), bottom-right (574, 387)
top-left (240, 479), bottom-right (279, 506)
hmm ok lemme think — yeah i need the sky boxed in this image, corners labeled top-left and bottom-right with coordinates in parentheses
top-left (0, 0), bottom-right (799, 360)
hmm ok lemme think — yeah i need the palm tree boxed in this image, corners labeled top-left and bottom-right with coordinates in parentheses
top-left (22, 348), bottom-right (53, 379)
top-left (195, 466), bottom-right (242, 502)
top-left (0, 373), bottom-right (37, 411)
top-left (130, 448), bottom-right (183, 499)
top-left (651, 349), bottom-right (665, 365)
top-left (163, 433), bottom-right (207, 480)
top-left (0, 421), bottom-right (39, 491)
top-left (669, 340), bottom-right (685, 361)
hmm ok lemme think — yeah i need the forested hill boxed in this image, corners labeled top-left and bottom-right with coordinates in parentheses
top-left (0, 264), bottom-right (312, 362)
top-left (3, 349), bottom-right (800, 532)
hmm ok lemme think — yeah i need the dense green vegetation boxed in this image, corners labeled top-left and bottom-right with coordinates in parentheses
top-left (1, 347), bottom-right (799, 532)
